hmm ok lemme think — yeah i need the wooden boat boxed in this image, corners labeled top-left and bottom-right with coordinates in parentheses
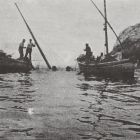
top-left (0, 51), bottom-right (33, 74)
top-left (78, 59), bottom-right (135, 79)
top-left (0, 3), bottom-right (52, 74)
top-left (77, 0), bottom-right (135, 79)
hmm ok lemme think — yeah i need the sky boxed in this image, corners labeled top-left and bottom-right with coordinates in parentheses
top-left (0, 0), bottom-right (140, 67)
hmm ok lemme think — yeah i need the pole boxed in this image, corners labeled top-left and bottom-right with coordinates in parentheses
top-left (15, 3), bottom-right (51, 69)
top-left (90, 0), bottom-right (123, 49)
top-left (104, 0), bottom-right (109, 54)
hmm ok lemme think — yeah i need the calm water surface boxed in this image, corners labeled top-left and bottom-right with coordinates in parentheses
top-left (0, 70), bottom-right (140, 140)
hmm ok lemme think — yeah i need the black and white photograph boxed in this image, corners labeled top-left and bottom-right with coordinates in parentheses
top-left (0, 0), bottom-right (140, 139)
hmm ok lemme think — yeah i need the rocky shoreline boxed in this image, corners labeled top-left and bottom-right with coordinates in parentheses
top-left (112, 23), bottom-right (140, 60)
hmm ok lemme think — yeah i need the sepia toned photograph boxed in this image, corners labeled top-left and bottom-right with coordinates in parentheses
top-left (0, 0), bottom-right (140, 139)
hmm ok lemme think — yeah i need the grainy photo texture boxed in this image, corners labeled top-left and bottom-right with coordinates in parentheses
top-left (0, 0), bottom-right (140, 140)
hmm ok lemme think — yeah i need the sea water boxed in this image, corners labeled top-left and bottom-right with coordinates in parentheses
top-left (0, 70), bottom-right (140, 140)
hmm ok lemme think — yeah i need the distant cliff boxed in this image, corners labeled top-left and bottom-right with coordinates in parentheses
top-left (112, 23), bottom-right (140, 60)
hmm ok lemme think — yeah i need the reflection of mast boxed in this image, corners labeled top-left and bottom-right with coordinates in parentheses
top-left (104, 0), bottom-right (109, 54)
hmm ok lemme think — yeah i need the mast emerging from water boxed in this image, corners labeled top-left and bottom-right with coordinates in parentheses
top-left (15, 3), bottom-right (51, 69)
top-left (104, 0), bottom-right (109, 54)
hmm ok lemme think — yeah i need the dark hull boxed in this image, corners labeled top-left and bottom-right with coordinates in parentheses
top-left (78, 59), bottom-right (135, 79)
top-left (0, 59), bottom-right (33, 74)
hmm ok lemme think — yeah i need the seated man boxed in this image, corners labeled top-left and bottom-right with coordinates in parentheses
top-left (96, 52), bottom-right (104, 63)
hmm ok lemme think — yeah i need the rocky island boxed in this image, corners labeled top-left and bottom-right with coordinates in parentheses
top-left (112, 23), bottom-right (140, 61)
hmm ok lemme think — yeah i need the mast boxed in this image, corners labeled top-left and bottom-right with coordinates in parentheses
top-left (15, 3), bottom-right (51, 69)
top-left (104, 0), bottom-right (109, 54)
top-left (90, 0), bottom-right (123, 49)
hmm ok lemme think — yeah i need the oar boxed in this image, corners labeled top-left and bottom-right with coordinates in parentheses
top-left (15, 3), bottom-right (51, 69)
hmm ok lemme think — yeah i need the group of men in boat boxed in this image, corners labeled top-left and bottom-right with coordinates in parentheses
top-left (18, 38), bottom-right (35, 61)
top-left (84, 43), bottom-right (122, 63)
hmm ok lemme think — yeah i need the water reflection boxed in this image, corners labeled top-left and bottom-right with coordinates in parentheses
top-left (0, 73), bottom-right (37, 139)
top-left (0, 71), bottom-right (140, 140)
top-left (18, 73), bottom-right (34, 88)
top-left (77, 74), bottom-right (140, 140)
top-left (84, 74), bottom-right (138, 84)
top-left (0, 72), bottom-right (36, 104)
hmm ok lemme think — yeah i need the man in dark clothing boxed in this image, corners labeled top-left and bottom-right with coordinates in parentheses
top-left (25, 39), bottom-right (35, 61)
top-left (84, 43), bottom-right (92, 63)
top-left (18, 39), bottom-right (26, 59)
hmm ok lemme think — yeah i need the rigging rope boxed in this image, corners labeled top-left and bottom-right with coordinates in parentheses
top-left (89, 0), bottom-right (123, 50)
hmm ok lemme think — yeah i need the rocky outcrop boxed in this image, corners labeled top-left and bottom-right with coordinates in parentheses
top-left (112, 23), bottom-right (140, 60)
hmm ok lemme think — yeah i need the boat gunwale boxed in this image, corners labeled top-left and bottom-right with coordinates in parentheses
top-left (78, 59), bottom-right (132, 67)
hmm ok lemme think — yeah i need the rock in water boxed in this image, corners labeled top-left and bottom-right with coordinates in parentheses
top-left (112, 23), bottom-right (140, 60)
top-left (52, 66), bottom-right (57, 71)
top-left (66, 66), bottom-right (73, 71)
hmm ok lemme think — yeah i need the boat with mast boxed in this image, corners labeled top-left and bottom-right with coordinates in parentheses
top-left (77, 0), bottom-right (135, 79)
top-left (0, 3), bottom-right (51, 74)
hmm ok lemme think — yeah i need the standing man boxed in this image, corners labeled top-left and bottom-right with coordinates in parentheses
top-left (84, 43), bottom-right (92, 63)
top-left (25, 39), bottom-right (35, 61)
top-left (18, 39), bottom-right (26, 59)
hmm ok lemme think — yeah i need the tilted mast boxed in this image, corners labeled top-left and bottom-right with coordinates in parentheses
top-left (104, 0), bottom-right (109, 54)
top-left (15, 3), bottom-right (51, 69)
